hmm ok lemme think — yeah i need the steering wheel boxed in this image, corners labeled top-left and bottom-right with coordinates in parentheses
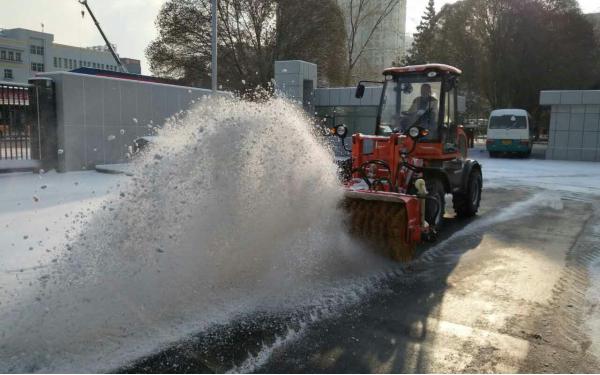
top-left (352, 160), bottom-right (393, 191)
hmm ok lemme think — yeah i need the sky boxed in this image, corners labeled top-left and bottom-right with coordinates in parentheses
top-left (1, 0), bottom-right (599, 75)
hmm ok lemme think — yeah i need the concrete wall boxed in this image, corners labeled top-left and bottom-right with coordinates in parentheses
top-left (38, 71), bottom-right (216, 171)
top-left (540, 90), bottom-right (600, 161)
top-left (315, 86), bottom-right (382, 107)
top-left (274, 60), bottom-right (317, 111)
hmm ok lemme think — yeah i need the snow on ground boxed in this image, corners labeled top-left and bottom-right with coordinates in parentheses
top-left (0, 171), bottom-right (125, 310)
top-left (0, 171), bottom-right (123, 271)
top-left (471, 147), bottom-right (600, 196)
top-left (0, 171), bottom-right (124, 272)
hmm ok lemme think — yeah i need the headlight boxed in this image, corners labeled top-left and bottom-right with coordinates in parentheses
top-left (408, 126), bottom-right (420, 138)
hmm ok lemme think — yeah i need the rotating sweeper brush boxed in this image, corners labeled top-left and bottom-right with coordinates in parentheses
top-left (334, 64), bottom-right (483, 262)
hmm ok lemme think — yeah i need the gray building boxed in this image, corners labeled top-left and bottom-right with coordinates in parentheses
top-left (336, 0), bottom-right (408, 82)
top-left (540, 90), bottom-right (600, 162)
top-left (0, 28), bottom-right (141, 84)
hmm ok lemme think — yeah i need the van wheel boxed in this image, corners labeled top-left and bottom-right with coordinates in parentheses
top-left (489, 151), bottom-right (499, 158)
top-left (453, 168), bottom-right (482, 218)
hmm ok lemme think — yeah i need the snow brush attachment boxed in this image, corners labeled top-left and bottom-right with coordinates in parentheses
top-left (341, 191), bottom-right (417, 262)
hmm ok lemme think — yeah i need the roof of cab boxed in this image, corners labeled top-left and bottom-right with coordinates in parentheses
top-left (490, 109), bottom-right (530, 116)
top-left (383, 64), bottom-right (462, 75)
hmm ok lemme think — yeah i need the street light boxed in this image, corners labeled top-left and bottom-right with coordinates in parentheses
top-left (211, 0), bottom-right (218, 93)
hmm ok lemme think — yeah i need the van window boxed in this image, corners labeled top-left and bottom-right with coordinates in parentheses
top-left (489, 115), bottom-right (527, 129)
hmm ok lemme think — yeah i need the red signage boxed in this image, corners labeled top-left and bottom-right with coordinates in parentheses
top-left (0, 87), bottom-right (30, 106)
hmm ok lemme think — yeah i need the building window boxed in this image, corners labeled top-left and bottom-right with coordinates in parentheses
top-left (4, 69), bottom-right (13, 80)
top-left (0, 50), bottom-right (5, 60)
top-left (69, 59), bottom-right (73, 69)
top-left (63, 58), bottom-right (67, 67)
top-left (54, 57), bottom-right (58, 68)
top-left (79, 60), bottom-right (83, 68)
top-left (15, 52), bottom-right (21, 62)
top-left (31, 63), bottom-right (44, 72)
top-left (30, 45), bottom-right (44, 55)
top-left (8, 51), bottom-right (14, 61)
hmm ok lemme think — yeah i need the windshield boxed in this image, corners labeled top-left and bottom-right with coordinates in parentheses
top-left (378, 78), bottom-right (442, 138)
top-left (489, 115), bottom-right (527, 129)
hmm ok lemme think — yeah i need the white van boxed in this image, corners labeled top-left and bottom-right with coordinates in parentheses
top-left (486, 109), bottom-right (534, 157)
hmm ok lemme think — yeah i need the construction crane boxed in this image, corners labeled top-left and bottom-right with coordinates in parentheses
top-left (78, 0), bottom-right (128, 73)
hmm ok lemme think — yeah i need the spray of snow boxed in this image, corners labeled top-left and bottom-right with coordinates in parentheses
top-left (0, 96), bottom-right (389, 372)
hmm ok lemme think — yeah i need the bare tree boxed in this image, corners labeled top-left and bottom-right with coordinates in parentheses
top-left (338, 0), bottom-right (401, 84)
top-left (147, 0), bottom-right (348, 90)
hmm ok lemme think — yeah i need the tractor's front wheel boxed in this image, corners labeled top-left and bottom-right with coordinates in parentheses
top-left (453, 168), bottom-right (482, 218)
top-left (425, 179), bottom-right (445, 228)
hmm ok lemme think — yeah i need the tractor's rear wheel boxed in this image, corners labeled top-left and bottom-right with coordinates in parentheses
top-left (453, 168), bottom-right (482, 218)
top-left (425, 178), bottom-right (445, 228)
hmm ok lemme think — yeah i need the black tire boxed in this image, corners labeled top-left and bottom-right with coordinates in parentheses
top-left (425, 178), bottom-right (445, 228)
top-left (489, 151), bottom-right (499, 158)
top-left (453, 168), bottom-right (482, 218)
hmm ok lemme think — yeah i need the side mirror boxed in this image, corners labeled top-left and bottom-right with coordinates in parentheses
top-left (333, 124), bottom-right (348, 139)
top-left (355, 83), bottom-right (365, 99)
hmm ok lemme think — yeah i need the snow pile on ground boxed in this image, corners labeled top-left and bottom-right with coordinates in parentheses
top-left (473, 149), bottom-right (600, 196)
top-left (0, 96), bottom-right (388, 372)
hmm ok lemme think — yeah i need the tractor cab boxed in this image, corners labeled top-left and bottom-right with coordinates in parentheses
top-left (356, 64), bottom-right (466, 160)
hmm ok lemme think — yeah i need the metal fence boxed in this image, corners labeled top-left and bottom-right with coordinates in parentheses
top-left (0, 82), bottom-right (39, 163)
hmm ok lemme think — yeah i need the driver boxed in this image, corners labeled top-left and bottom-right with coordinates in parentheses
top-left (407, 83), bottom-right (438, 133)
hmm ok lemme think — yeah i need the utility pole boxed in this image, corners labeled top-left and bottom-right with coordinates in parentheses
top-left (211, 0), bottom-right (218, 92)
top-left (78, 0), bottom-right (128, 73)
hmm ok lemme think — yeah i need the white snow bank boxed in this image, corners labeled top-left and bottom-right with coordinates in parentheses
top-left (472, 149), bottom-right (600, 196)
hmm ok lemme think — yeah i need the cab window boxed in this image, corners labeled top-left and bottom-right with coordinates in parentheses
top-left (444, 81), bottom-right (457, 148)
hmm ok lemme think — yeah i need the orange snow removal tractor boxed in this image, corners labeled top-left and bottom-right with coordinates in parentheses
top-left (334, 64), bottom-right (482, 262)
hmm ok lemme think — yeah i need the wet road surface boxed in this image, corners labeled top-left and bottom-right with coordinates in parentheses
top-left (123, 186), bottom-right (600, 373)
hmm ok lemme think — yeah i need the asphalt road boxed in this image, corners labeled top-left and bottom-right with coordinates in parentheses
top-left (258, 187), bottom-right (600, 373)
top-left (123, 184), bottom-right (600, 373)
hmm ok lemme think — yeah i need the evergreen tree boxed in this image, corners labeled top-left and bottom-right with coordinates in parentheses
top-left (404, 0), bottom-right (437, 65)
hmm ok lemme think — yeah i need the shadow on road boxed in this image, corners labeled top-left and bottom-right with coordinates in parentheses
top-left (256, 214), bottom-right (486, 373)
top-left (121, 189), bottom-right (533, 373)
